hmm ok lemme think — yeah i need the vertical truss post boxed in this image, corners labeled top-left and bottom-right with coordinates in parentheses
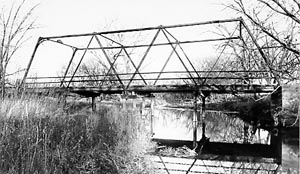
top-left (60, 48), bottom-right (77, 87)
top-left (193, 92), bottom-right (199, 149)
top-left (126, 29), bottom-right (161, 89)
top-left (20, 37), bottom-right (44, 89)
top-left (68, 35), bottom-right (95, 87)
top-left (94, 35), bottom-right (125, 89)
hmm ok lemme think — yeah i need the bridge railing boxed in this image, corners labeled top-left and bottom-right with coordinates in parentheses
top-left (24, 70), bottom-right (277, 88)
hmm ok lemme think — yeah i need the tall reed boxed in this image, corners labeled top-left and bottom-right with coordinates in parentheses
top-left (0, 96), bottom-right (154, 173)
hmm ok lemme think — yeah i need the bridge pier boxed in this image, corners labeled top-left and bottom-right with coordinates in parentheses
top-left (193, 93), bottom-right (208, 149)
top-left (201, 96), bottom-right (206, 140)
top-left (150, 96), bottom-right (155, 137)
top-left (193, 93), bottom-right (198, 148)
top-left (91, 96), bottom-right (97, 112)
top-left (270, 86), bottom-right (282, 164)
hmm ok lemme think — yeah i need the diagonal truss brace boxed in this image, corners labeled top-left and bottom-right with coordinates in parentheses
top-left (153, 44), bottom-right (178, 85)
top-left (67, 35), bottom-right (95, 87)
top-left (163, 28), bottom-right (202, 84)
top-left (99, 48), bottom-right (123, 86)
top-left (98, 34), bottom-right (148, 86)
top-left (94, 35), bottom-right (125, 89)
top-left (60, 47), bottom-right (78, 87)
top-left (126, 28), bottom-right (161, 89)
top-left (161, 28), bottom-right (198, 86)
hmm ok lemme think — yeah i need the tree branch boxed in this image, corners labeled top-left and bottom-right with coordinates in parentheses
top-left (257, 0), bottom-right (286, 16)
top-left (270, 0), bottom-right (300, 24)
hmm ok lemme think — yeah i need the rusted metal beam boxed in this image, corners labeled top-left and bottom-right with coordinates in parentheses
top-left (26, 76), bottom-right (277, 85)
top-left (60, 48), bottom-right (77, 87)
top-left (48, 39), bottom-right (78, 49)
top-left (42, 18), bottom-right (242, 40)
top-left (26, 70), bottom-right (272, 79)
top-left (20, 37), bottom-right (44, 89)
top-left (68, 84), bottom-right (276, 96)
top-left (75, 37), bottom-right (240, 50)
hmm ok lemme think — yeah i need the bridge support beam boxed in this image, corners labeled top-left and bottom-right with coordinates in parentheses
top-left (193, 93), bottom-right (199, 149)
top-left (193, 93), bottom-right (208, 149)
top-left (91, 96), bottom-right (97, 112)
top-left (270, 86), bottom-right (282, 164)
top-left (201, 96), bottom-right (206, 140)
top-left (150, 96), bottom-right (155, 136)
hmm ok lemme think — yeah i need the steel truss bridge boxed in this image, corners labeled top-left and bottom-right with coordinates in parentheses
top-left (18, 18), bottom-right (284, 172)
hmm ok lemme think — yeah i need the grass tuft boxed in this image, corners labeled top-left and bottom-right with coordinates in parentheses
top-left (0, 96), bottom-right (154, 173)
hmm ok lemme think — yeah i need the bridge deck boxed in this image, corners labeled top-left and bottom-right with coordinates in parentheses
top-left (22, 84), bottom-right (277, 97)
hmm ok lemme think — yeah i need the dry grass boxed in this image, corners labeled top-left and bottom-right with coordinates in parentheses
top-left (0, 95), bottom-right (155, 174)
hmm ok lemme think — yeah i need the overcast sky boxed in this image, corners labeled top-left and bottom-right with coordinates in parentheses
top-left (36, 0), bottom-right (234, 36)
top-left (6, 0), bottom-right (237, 78)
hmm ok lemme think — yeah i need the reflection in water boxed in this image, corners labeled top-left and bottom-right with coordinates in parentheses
top-left (152, 108), bottom-right (270, 144)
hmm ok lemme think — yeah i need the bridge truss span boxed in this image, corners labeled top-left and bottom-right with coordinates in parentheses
top-left (21, 17), bottom-right (279, 96)
top-left (19, 18), bottom-right (286, 168)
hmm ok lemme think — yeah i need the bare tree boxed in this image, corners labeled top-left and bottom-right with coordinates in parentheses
top-left (225, 0), bottom-right (300, 84)
top-left (0, 0), bottom-right (38, 97)
top-left (228, 0), bottom-right (299, 54)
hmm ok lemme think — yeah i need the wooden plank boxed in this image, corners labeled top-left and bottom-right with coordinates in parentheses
top-left (149, 155), bottom-right (278, 173)
top-left (151, 138), bottom-right (279, 163)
